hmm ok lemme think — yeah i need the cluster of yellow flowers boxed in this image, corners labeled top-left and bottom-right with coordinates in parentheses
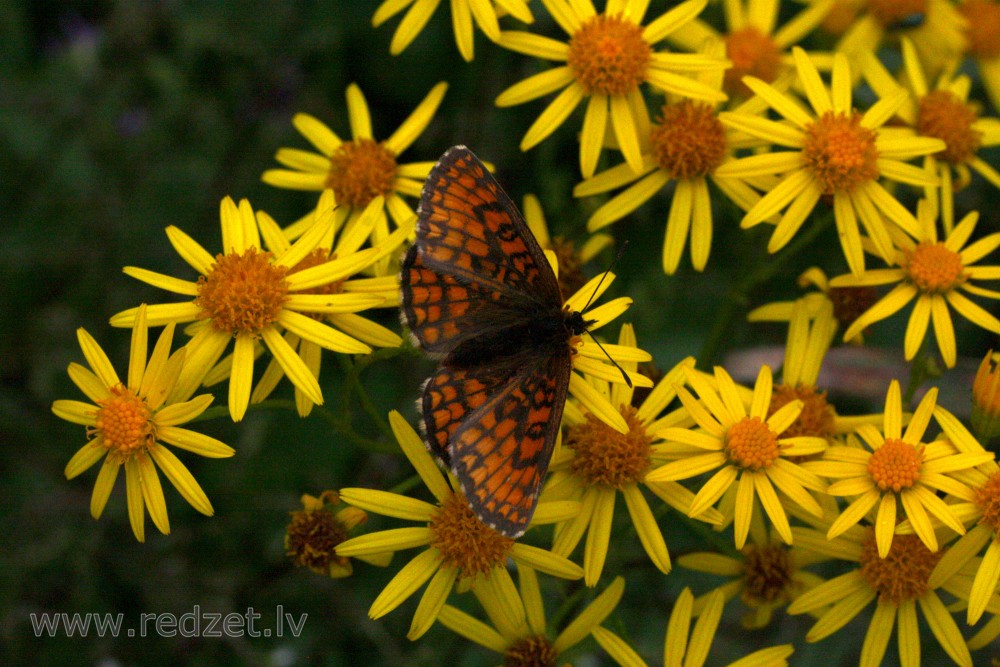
top-left (52, 0), bottom-right (1000, 665)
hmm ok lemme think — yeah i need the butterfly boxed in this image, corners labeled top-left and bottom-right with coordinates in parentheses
top-left (400, 145), bottom-right (593, 538)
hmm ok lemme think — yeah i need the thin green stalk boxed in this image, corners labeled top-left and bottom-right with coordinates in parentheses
top-left (698, 210), bottom-right (836, 368)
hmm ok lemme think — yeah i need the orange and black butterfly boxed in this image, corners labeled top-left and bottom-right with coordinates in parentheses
top-left (400, 146), bottom-right (592, 538)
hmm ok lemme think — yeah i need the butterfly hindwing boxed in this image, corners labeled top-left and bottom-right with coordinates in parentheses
top-left (448, 350), bottom-right (572, 538)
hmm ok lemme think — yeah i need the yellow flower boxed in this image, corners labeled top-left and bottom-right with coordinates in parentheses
top-left (960, 0), bottom-right (1000, 112)
top-left (262, 82), bottom-right (447, 240)
top-left (715, 48), bottom-right (945, 276)
top-left (110, 192), bottom-right (410, 421)
top-left (665, 0), bottom-right (836, 99)
top-left (803, 380), bottom-right (993, 558)
top-left (677, 512), bottom-right (824, 630)
top-left (788, 524), bottom-right (978, 667)
top-left (862, 37), bottom-right (1000, 233)
top-left (647, 364), bottom-right (829, 549)
top-left (748, 266), bottom-right (880, 345)
top-left (495, 0), bottom-right (729, 177)
top-left (52, 305), bottom-right (234, 542)
top-left (830, 201), bottom-right (1000, 369)
top-left (522, 192), bottom-right (614, 298)
top-left (594, 587), bottom-right (794, 667)
top-left (285, 490), bottom-right (391, 578)
top-left (574, 39), bottom-right (772, 274)
top-left (334, 412), bottom-right (583, 641)
top-left (825, 0), bottom-right (967, 80)
top-left (232, 199), bottom-right (405, 417)
top-left (372, 0), bottom-right (534, 61)
top-left (439, 568), bottom-right (625, 664)
top-left (902, 406), bottom-right (1000, 625)
top-left (545, 329), bottom-right (718, 586)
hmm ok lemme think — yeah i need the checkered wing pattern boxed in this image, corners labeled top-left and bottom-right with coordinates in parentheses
top-left (446, 351), bottom-right (570, 538)
top-left (414, 146), bottom-right (561, 309)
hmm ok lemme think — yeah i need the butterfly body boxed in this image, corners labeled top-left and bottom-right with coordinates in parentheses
top-left (400, 145), bottom-right (590, 538)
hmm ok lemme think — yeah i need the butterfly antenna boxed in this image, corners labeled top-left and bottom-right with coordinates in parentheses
top-left (580, 240), bottom-right (632, 388)
top-left (584, 330), bottom-right (633, 388)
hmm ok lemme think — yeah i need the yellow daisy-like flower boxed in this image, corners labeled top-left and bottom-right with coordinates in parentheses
top-left (666, 0), bottom-right (836, 99)
top-left (545, 330), bottom-right (720, 586)
top-left (960, 0), bottom-right (1000, 112)
top-left (863, 38), bottom-right (1000, 233)
top-left (824, 0), bottom-right (967, 80)
top-left (262, 82), bottom-right (447, 241)
top-left (372, 0), bottom-right (533, 61)
top-left (803, 380), bottom-right (993, 558)
top-left (788, 523), bottom-right (977, 667)
top-left (334, 412), bottom-right (584, 641)
top-left (52, 305), bottom-right (234, 543)
top-left (905, 405), bottom-right (1000, 625)
top-left (677, 512), bottom-right (824, 630)
top-left (830, 201), bottom-right (1000, 369)
top-left (236, 199), bottom-right (405, 417)
top-left (715, 48), bottom-right (946, 276)
top-left (647, 364), bottom-right (829, 549)
top-left (574, 39), bottom-right (773, 274)
top-left (522, 192), bottom-right (614, 298)
top-left (594, 587), bottom-right (795, 667)
top-left (284, 490), bottom-right (392, 578)
top-left (439, 567), bottom-right (625, 664)
top-left (748, 266), bottom-right (880, 345)
top-left (110, 191), bottom-right (410, 421)
top-left (495, 0), bottom-right (729, 178)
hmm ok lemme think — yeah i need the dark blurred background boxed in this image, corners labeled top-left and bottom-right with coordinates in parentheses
top-left (2, 1), bottom-right (997, 665)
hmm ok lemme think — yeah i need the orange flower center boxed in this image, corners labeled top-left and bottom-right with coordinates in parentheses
top-left (802, 111), bottom-right (880, 194)
top-left (195, 247), bottom-right (289, 336)
top-left (742, 542), bottom-right (795, 605)
top-left (868, 0), bottom-right (927, 28)
top-left (769, 384), bottom-right (836, 440)
top-left (326, 138), bottom-right (398, 208)
top-left (429, 493), bottom-right (514, 578)
top-left (567, 14), bottom-right (651, 96)
top-left (917, 90), bottom-right (982, 165)
top-left (974, 469), bottom-right (1000, 534)
top-left (285, 503), bottom-right (350, 575)
top-left (902, 242), bottom-right (967, 293)
top-left (549, 236), bottom-right (585, 298)
top-left (504, 635), bottom-right (557, 666)
top-left (961, 0), bottom-right (1000, 59)
top-left (860, 530), bottom-right (942, 604)
top-left (649, 101), bottom-right (728, 179)
top-left (92, 384), bottom-right (155, 458)
top-left (724, 27), bottom-right (782, 96)
top-left (725, 416), bottom-right (780, 471)
top-left (828, 285), bottom-right (879, 330)
top-left (867, 438), bottom-right (922, 492)
top-left (568, 405), bottom-right (653, 488)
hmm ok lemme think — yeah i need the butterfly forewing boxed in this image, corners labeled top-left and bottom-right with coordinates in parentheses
top-left (415, 146), bottom-right (562, 307)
